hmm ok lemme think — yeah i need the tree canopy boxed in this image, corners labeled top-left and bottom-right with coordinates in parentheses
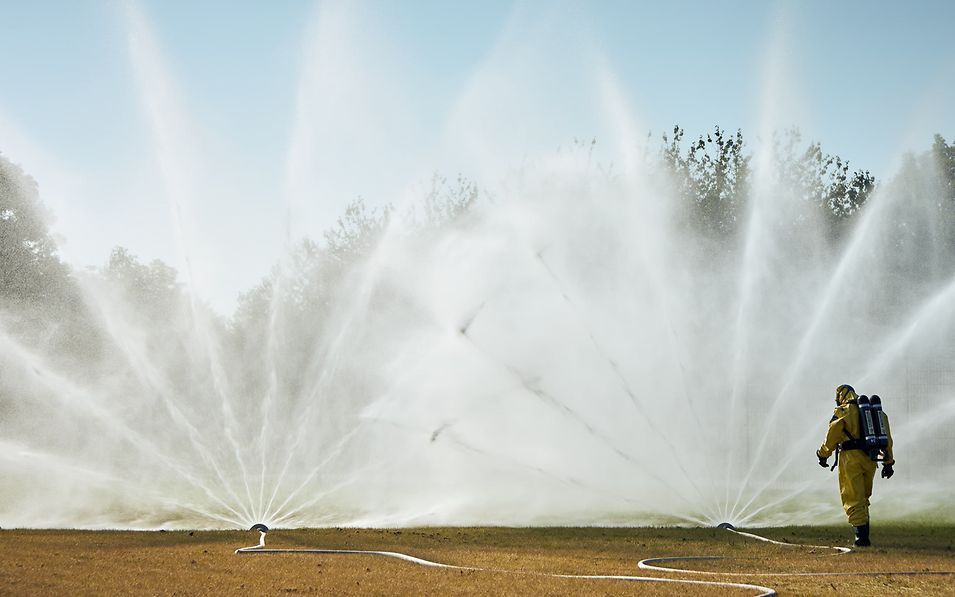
top-left (0, 154), bottom-right (70, 308)
top-left (2, 129), bottom-right (953, 405)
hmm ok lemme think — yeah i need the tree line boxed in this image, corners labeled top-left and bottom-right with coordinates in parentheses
top-left (1, 129), bottom-right (953, 396)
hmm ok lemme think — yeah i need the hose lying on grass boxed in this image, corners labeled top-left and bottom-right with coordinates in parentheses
top-left (639, 526), bottom-right (955, 580)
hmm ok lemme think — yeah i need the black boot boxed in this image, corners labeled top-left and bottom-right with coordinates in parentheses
top-left (853, 523), bottom-right (871, 547)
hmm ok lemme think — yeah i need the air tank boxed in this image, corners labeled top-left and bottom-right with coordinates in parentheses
top-left (869, 395), bottom-right (889, 451)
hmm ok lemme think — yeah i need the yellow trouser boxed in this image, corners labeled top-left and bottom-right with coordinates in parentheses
top-left (838, 449), bottom-right (877, 526)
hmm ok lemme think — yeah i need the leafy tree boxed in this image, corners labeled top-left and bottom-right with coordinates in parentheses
top-left (101, 246), bottom-right (182, 318)
top-left (881, 135), bottom-right (955, 287)
top-left (229, 179), bottom-right (482, 405)
top-left (772, 129), bottom-right (874, 244)
top-left (0, 154), bottom-right (99, 369)
top-left (91, 247), bottom-right (236, 406)
top-left (323, 198), bottom-right (393, 264)
top-left (0, 167), bottom-right (122, 408)
top-left (233, 197), bottom-right (391, 351)
top-left (661, 126), bottom-right (750, 241)
top-left (932, 135), bottom-right (955, 256)
top-left (660, 126), bottom-right (877, 248)
top-left (931, 134), bottom-right (955, 203)
top-left (0, 154), bottom-right (71, 308)
top-left (229, 238), bottom-right (341, 401)
top-left (416, 173), bottom-right (480, 230)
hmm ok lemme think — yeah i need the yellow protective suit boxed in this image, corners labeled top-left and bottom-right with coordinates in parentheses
top-left (816, 386), bottom-right (894, 526)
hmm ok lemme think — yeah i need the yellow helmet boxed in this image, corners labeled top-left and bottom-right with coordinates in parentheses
top-left (836, 384), bottom-right (857, 405)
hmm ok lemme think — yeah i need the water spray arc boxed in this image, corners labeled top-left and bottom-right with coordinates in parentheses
top-left (532, 249), bottom-right (722, 523)
top-left (2, 2), bottom-right (955, 532)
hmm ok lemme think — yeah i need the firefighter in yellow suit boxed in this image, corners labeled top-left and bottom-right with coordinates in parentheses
top-left (816, 384), bottom-right (894, 547)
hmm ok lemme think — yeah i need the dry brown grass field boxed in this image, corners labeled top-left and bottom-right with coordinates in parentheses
top-left (2, 525), bottom-right (954, 596)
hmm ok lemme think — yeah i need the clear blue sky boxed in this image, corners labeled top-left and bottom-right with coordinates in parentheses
top-left (1, 0), bottom-right (953, 312)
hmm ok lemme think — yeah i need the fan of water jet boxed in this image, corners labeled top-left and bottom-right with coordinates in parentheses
top-left (4, 3), bottom-right (955, 527)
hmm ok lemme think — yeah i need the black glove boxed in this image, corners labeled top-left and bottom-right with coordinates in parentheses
top-left (881, 464), bottom-right (894, 479)
top-left (818, 454), bottom-right (828, 468)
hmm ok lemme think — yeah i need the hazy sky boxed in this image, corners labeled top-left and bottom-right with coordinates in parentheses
top-left (1, 0), bottom-right (953, 313)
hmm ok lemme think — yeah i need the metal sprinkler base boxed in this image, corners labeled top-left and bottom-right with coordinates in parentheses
top-left (716, 522), bottom-right (736, 530)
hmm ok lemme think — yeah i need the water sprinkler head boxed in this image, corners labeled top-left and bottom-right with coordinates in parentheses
top-left (716, 522), bottom-right (736, 530)
top-left (250, 523), bottom-right (269, 533)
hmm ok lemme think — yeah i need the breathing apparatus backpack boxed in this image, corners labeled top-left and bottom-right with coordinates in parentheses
top-left (834, 395), bottom-right (890, 465)
top-left (857, 394), bottom-right (890, 461)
